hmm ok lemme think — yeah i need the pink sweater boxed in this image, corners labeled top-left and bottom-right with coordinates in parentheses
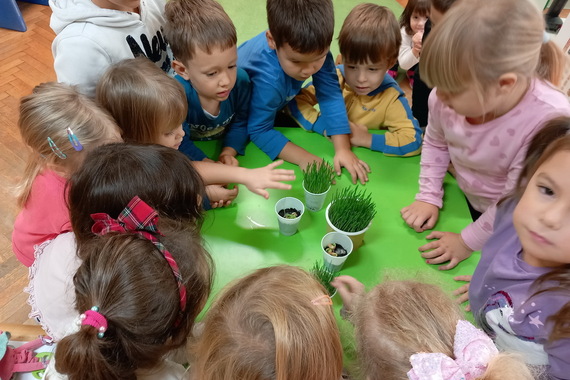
top-left (12, 170), bottom-right (72, 266)
top-left (416, 79), bottom-right (570, 251)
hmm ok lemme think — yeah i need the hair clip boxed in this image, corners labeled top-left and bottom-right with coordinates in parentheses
top-left (311, 294), bottom-right (333, 306)
top-left (67, 128), bottom-right (84, 152)
top-left (47, 137), bottom-right (67, 159)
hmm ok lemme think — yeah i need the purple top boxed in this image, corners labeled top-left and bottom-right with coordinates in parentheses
top-left (469, 199), bottom-right (570, 379)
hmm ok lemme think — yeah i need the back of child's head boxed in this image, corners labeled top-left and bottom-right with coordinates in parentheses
top-left (190, 265), bottom-right (343, 380)
top-left (54, 217), bottom-right (213, 380)
top-left (17, 82), bottom-right (120, 207)
top-left (266, 0), bottom-right (334, 54)
top-left (422, 0), bottom-right (566, 93)
top-left (338, 3), bottom-right (401, 67)
top-left (68, 143), bottom-right (204, 248)
top-left (96, 57), bottom-right (187, 144)
top-left (400, 0), bottom-right (431, 35)
top-left (164, 0), bottom-right (236, 65)
top-left (432, 0), bottom-right (458, 13)
top-left (353, 280), bottom-right (532, 380)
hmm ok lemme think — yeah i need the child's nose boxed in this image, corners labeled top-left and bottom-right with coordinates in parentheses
top-left (541, 206), bottom-right (564, 230)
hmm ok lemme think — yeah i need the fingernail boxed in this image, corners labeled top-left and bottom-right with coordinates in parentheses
top-left (425, 260), bottom-right (430, 264)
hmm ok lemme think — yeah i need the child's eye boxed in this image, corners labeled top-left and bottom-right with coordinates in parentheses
top-left (206, 71), bottom-right (217, 77)
top-left (228, 64), bottom-right (237, 69)
top-left (538, 185), bottom-right (554, 196)
top-left (368, 68), bottom-right (379, 72)
top-left (346, 65), bottom-right (356, 70)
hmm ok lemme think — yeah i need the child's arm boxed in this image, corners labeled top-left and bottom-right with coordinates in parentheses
top-left (398, 31), bottom-right (420, 71)
top-left (350, 82), bottom-right (423, 156)
top-left (192, 160), bottom-right (295, 199)
top-left (220, 69), bottom-right (251, 166)
top-left (53, 37), bottom-right (111, 97)
top-left (312, 54), bottom-right (370, 184)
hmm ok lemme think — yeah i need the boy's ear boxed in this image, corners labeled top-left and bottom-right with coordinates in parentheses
top-left (266, 30), bottom-right (277, 50)
top-left (172, 60), bottom-right (190, 81)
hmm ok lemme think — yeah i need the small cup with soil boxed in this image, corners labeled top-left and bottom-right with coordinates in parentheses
top-left (274, 197), bottom-right (305, 236)
top-left (321, 232), bottom-right (354, 272)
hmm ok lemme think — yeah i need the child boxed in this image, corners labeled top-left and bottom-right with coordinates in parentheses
top-left (46, 200), bottom-right (211, 379)
top-left (12, 82), bottom-right (120, 267)
top-left (164, 0), bottom-right (250, 165)
top-left (237, 0), bottom-right (370, 184)
top-left (464, 118), bottom-right (570, 379)
top-left (26, 143), bottom-right (211, 341)
top-left (49, 0), bottom-right (173, 98)
top-left (189, 265), bottom-right (343, 379)
top-left (96, 58), bottom-right (296, 205)
top-left (289, 3), bottom-right (423, 157)
top-left (390, 0), bottom-right (430, 87)
top-left (331, 277), bottom-right (533, 380)
top-left (400, 0), bottom-right (570, 270)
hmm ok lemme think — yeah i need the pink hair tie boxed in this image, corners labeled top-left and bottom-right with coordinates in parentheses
top-left (80, 306), bottom-right (108, 338)
top-left (407, 320), bottom-right (498, 380)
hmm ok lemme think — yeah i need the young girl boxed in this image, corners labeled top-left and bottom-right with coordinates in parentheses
top-left (388, 0), bottom-right (430, 87)
top-left (96, 57), bottom-right (295, 207)
top-left (401, 0), bottom-right (570, 270)
top-left (189, 265), bottom-right (343, 380)
top-left (332, 277), bottom-right (533, 379)
top-left (46, 200), bottom-right (211, 379)
top-left (463, 117), bottom-right (570, 379)
top-left (12, 82), bottom-right (120, 267)
top-left (26, 143), bottom-right (211, 342)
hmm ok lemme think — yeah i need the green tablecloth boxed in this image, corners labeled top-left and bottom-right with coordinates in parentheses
top-left (197, 128), bottom-right (479, 302)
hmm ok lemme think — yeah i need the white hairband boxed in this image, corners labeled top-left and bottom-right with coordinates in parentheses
top-left (543, 31), bottom-right (551, 44)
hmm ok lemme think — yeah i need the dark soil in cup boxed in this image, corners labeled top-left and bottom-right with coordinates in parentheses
top-left (324, 243), bottom-right (348, 257)
top-left (279, 208), bottom-right (301, 219)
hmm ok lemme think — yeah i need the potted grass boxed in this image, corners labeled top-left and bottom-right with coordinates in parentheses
top-left (310, 260), bottom-right (339, 297)
top-left (325, 186), bottom-right (377, 249)
top-left (302, 160), bottom-right (335, 212)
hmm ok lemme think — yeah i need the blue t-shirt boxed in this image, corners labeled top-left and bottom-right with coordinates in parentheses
top-left (237, 31), bottom-right (350, 159)
top-left (176, 68), bottom-right (251, 161)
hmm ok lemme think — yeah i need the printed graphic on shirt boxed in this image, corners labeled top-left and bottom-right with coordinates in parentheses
top-left (126, 27), bottom-right (172, 74)
top-left (189, 114), bottom-right (235, 141)
top-left (481, 290), bottom-right (548, 365)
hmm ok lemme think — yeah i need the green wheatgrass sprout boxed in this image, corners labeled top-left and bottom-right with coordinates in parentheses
top-left (310, 261), bottom-right (339, 297)
top-left (302, 160), bottom-right (335, 194)
top-left (328, 186), bottom-right (377, 232)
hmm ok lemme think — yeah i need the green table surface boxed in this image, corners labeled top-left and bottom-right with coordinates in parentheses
top-left (196, 128), bottom-right (480, 305)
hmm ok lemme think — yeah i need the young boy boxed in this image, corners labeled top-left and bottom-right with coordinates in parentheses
top-left (50, 0), bottom-right (173, 98)
top-left (289, 4), bottom-right (423, 157)
top-left (164, 0), bottom-right (250, 165)
top-left (238, 0), bottom-right (369, 184)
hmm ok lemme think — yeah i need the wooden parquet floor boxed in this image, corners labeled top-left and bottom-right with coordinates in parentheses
top-left (0, 2), bottom-right (55, 325)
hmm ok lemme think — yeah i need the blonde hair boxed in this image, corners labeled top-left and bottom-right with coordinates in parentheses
top-left (190, 265), bottom-right (343, 380)
top-left (164, 0), bottom-right (236, 65)
top-left (421, 0), bottom-right (566, 96)
top-left (338, 3), bottom-right (401, 66)
top-left (17, 82), bottom-right (119, 207)
top-left (353, 280), bottom-right (533, 380)
top-left (96, 57), bottom-right (187, 144)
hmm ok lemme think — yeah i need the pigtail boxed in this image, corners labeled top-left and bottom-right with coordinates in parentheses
top-left (477, 353), bottom-right (534, 380)
top-left (537, 40), bottom-right (568, 87)
top-left (15, 153), bottom-right (45, 207)
top-left (530, 268), bottom-right (570, 342)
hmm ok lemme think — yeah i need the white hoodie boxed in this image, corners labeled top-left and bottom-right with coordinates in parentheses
top-left (49, 0), bottom-right (174, 97)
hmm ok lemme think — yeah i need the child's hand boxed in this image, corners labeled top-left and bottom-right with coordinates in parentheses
top-left (334, 148), bottom-right (370, 185)
top-left (412, 31), bottom-right (423, 57)
top-left (331, 275), bottom-right (365, 314)
top-left (401, 200), bottom-right (439, 232)
top-left (202, 157), bottom-right (216, 163)
top-left (419, 231), bottom-right (473, 270)
top-left (243, 159), bottom-right (296, 199)
top-left (349, 122), bottom-right (372, 148)
top-left (205, 184), bottom-right (239, 208)
top-left (453, 275), bottom-right (472, 311)
top-left (218, 154), bottom-right (239, 167)
top-left (218, 147), bottom-right (239, 167)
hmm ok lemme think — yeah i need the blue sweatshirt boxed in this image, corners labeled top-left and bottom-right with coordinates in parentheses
top-left (237, 31), bottom-right (350, 159)
top-left (176, 68), bottom-right (251, 161)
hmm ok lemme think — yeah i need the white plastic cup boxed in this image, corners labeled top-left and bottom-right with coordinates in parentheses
top-left (275, 197), bottom-right (305, 236)
top-left (321, 232), bottom-right (354, 272)
top-left (303, 181), bottom-right (330, 212)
